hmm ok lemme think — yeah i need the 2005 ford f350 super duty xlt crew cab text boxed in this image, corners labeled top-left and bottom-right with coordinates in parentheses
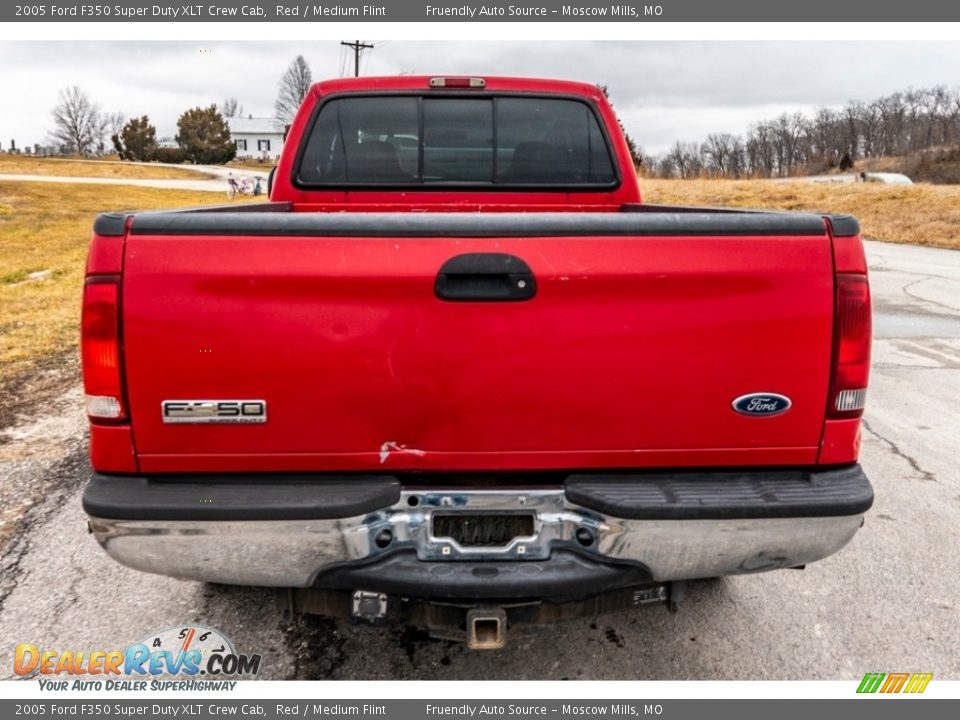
top-left (81, 76), bottom-right (873, 648)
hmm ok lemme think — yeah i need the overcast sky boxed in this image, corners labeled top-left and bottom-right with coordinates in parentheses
top-left (3, 41), bottom-right (960, 155)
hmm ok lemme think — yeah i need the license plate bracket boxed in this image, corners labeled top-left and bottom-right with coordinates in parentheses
top-left (431, 513), bottom-right (535, 547)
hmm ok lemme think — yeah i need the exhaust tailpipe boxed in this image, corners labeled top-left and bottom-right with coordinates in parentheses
top-left (466, 607), bottom-right (507, 650)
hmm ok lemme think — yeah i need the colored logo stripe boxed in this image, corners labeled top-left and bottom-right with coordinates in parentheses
top-left (857, 672), bottom-right (932, 694)
top-left (880, 672), bottom-right (909, 693)
top-left (904, 673), bottom-right (933, 693)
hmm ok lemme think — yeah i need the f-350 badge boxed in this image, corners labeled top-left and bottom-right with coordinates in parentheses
top-left (161, 400), bottom-right (266, 424)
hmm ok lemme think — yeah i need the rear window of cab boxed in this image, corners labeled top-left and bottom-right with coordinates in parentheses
top-left (295, 95), bottom-right (618, 188)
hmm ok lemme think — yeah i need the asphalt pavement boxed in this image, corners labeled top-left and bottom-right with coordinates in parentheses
top-left (0, 239), bottom-right (957, 681)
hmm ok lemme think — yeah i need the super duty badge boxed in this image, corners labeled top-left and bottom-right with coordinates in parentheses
top-left (161, 400), bottom-right (267, 424)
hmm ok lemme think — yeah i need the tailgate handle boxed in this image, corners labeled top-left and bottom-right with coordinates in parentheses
top-left (435, 253), bottom-right (537, 302)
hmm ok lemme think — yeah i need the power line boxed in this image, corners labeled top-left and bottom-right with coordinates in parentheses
top-left (340, 40), bottom-right (374, 77)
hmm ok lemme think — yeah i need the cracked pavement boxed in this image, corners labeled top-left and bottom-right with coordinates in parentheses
top-left (0, 239), bottom-right (958, 681)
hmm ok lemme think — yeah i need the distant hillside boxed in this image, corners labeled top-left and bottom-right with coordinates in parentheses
top-left (643, 85), bottom-right (960, 182)
top-left (857, 146), bottom-right (960, 184)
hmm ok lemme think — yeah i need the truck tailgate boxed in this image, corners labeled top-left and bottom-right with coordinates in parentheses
top-left (120, 212), bottom-right (835, 472)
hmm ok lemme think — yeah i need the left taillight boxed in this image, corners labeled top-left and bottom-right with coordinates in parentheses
top-left (81, 278), bottom-right (125, 422)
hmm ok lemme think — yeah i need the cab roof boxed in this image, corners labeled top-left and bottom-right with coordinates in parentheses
top-left (309, 76), bottom-right (608, 101)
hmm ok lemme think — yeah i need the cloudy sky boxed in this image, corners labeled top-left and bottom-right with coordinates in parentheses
top-left (3, 41), bottom-right (960, 155)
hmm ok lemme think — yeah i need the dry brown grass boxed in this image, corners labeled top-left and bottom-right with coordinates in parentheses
top-left (227, 158), bottom-right (277, 170)
top-left (0, 182), bottom-right (245, 392)
top-left (0, 155), bottom-right (213, 180)
top-left (642, 178), bottom-right (960, 250)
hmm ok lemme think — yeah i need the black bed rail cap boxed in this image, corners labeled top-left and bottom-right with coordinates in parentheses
top-left (95, 202), bottom-right (293, 237)
top-left (627, 203), bottom-right (861, 239)
top-left (93, 212), bottom-right (132, 237)
top-left (127, 209), bottom-right (829, 238)
top-left (825, 214), bottom-right (861, 237)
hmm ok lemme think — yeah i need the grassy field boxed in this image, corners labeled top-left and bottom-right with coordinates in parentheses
top-left (0, 155), bottom-right (213, 180)
top-left (227, 158), bottom-right (277, 170)
top-left (0, 182), bottom-right (247, 418)
top-left (642, 178), bottom-right (960, 249)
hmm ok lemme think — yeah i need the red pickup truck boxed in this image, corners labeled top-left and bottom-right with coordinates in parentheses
top-left (81, 76), bottom-right (873, 649)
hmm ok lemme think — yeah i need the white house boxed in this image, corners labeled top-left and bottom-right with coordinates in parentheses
top-left (227, 116), bottom-right (286, 161)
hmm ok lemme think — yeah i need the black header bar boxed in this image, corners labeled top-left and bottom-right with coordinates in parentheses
top-left (7, 1), bottom-right (960, 22)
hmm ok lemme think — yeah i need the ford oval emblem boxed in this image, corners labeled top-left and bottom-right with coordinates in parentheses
top-left (732, 393), bottom-right (792, 417)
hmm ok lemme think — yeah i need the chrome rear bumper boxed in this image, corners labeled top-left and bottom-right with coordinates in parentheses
top-left (87, 485), bottom-right (868, 589)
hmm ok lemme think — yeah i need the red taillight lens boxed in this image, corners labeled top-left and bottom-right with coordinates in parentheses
top-left (428, 77), bottom-right (486, 89)
top-left (81, 279), bottom-right (125, 421)
top-left (829, 274), bottom-right (871, 418)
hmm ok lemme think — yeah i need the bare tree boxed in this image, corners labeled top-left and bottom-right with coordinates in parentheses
top-left (220, 97), bottom-right (243, 118)
top-left (949, 89), bottom-right (960, 145)
top-left (808, 107), bottom-right (838, 168)
top-left (274, 56), bottom-right (313, 124)
top-left (746, 121), bottom-right (776, 177)
top-left (50, 86), bottom-right (104, 155)
top-left (653, 154), bottom-right (677, 178)
top-left (728, 135), bottom-right (747, 178)
top-left (102, 112), bottom-right (126, 154)
top-left (930, 88), bottom-right (949, 145)
top-left (105, 112), bottom-right (125, 137)
top-left (666, 141), bottom-right (703, 179)
top-left (666, 142), bottom-right (688, 178)
top-left (702, 133), bottom-right (738, 176)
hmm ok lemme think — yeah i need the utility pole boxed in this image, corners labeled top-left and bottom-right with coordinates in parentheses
top-left (340, 40), bottom-right (374, 77)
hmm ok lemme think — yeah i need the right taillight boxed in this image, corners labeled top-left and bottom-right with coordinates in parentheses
top-left (829, 273), bottom-right (872, 418)
top-left (81, 278), bottom-right (126, 422)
